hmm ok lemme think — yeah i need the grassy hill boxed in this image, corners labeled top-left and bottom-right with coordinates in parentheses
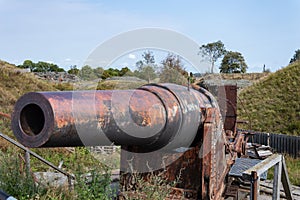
top-left (0, 60), bottom-right (56, 135)
top-left (238, 61), bottom-right (300, 135)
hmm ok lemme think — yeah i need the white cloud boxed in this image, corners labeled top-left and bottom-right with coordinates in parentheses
top-left (128, 54), bottom-right (136, 59)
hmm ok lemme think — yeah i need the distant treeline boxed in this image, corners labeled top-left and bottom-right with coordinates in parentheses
top-left (18, 60), bottom-right (65, 72)
top-left (17, 52), bottom-right (193, 85)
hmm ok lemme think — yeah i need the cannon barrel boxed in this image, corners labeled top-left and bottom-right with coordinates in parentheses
top-left (11, 83), bottom-right (213, 150)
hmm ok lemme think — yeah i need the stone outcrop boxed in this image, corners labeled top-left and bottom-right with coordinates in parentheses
top-left (34, 72), bottom-right (80, 83)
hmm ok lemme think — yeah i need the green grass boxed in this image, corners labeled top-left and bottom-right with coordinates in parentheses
top-left (238, 61), bottom-right (300, 135)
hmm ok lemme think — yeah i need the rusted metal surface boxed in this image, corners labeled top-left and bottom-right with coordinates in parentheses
top-left (197, 84), bottom-right (237, 134)
top-left (120, 146), bottom-right (202, 198)
top-left (220, 85), bottom-right (237, 134)
top-left (250, 171), bottom-right (258, 200)
top-left (11, 86), bottom-right (161, 148)
top-left (201, 107), bottom-right (227, 200)
top-left (12, 84), bottom-right (207, 151)
top-left (120, 85), bottom-right (228, 200)
top-left (12, 83), bottom-right (235, 199)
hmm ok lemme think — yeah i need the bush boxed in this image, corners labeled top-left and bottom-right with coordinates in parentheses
top-left (0, 147), bottom-right (117, 199)
top-left (0, 148), bottom-right (45, 199)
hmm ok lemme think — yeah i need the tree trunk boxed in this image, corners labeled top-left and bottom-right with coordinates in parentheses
top-left (211, 62), bottom-right (214, 73)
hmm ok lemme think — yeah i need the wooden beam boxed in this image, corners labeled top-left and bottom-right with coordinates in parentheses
top-left (272, 161), bottom-right (282, 200)
top-left (243, 154), bottom-right (282, 179)
top-left (281, 156), bottom-right (294, 200)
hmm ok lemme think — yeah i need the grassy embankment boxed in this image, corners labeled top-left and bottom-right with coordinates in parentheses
top-left (238, 62), bottom-right (300, 135)
top-left (237, 61), bottom-right (300, 185)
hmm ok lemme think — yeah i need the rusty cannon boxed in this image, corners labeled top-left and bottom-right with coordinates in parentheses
top-left (11, 83), bottom-right (239, 199)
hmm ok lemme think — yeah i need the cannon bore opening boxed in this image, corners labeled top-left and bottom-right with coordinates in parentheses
top-left (20, 104), bottom-right (45, 136)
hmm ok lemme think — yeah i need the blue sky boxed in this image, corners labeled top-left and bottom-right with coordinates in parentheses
top-left (0, 0), bottom-right (299, 72)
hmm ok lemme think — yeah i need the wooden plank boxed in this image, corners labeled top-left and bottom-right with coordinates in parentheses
top-left (279, 135), bottom-right (283, 153)
top-left (287, 137), bottom-right (293, 155)
top-left (259, 133), bottom-right (262, 144)
top-left (270, 134), bottom-right (274, 149)
top-left (280, 135), bottom-right (283, 153)
top-left (273, 134), bottom-right (277, 153)
top-left (289, 136), bottom-right (292, 155)
top-left (276, 135), bottom-right (279, 153)
top-left (287, 137), bottom-right (290, 156)
top-left (293, 137), bottom-right (296, 157)
top-left (281, 156), bottom-right (294, 200)
top-left (281, 135), bottom-right (284, 153)
top-left (272, 161), bottom-right (282, 200)
top-left (243, 154), bottom-right (282, 179)
top-left (293, 138), bottom-right (296, 157)
top-left (294, 138), bottom-right (296, 157)
top-left (262, 133), bottom-right (266, 145)
top-left (288, 138), bottom-right (293, 155)
top-left (254, 133), bottom-right (257, 143)
top-left (257, 150), bottom-right (273, 157)
top-left (297, 138), bottom-right (300, 157)
top-left (294, 138), bottom-right (299, 158)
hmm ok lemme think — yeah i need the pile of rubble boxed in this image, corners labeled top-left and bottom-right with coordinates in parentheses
top-left (34, 72), bottom-right (80, 83)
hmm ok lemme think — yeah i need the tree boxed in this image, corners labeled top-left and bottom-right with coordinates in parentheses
top-left (68, 65), bottom-right (79, 75)
top-left (220, 51), bottom-right (248, 73)
top-left (48, 63), bottom-right (65, 72)
top-left (135, 51), bottom-right (157, 83)
top-left (100, 68), bottom-right (123, 79)
top-left (18, 60), bottom-right (35, 72)
top-left (79, 65), bottom-right (97, 80)
top-left (159, 54), bottom-right (188, 85)
top-left (119, 67), bottom-right (133, 76)
top-left (289, 49), bottom-right (300, 64)
top-left (93, 67), bottom-right (104, 78)
top-left (18, 60), bottom-right (65, 72)
top-left (198, 40), bottom-right (226, 73)
top-left (142, 51), bottom-right (155, 64)
top-left (136, 65), bottom-right (156, 83)
top-left (101, 71), bottom-right (111, 80)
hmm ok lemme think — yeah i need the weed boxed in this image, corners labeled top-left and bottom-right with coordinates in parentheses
top-left (0, 148), bottom-right (46, 199)
top-left (120, 170), bottom-right (182, 200)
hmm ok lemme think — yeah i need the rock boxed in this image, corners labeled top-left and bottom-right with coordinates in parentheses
top-left (34, 172), bottom-right (72, 188)
top-left (34, 72), bottom-right (80, 83)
